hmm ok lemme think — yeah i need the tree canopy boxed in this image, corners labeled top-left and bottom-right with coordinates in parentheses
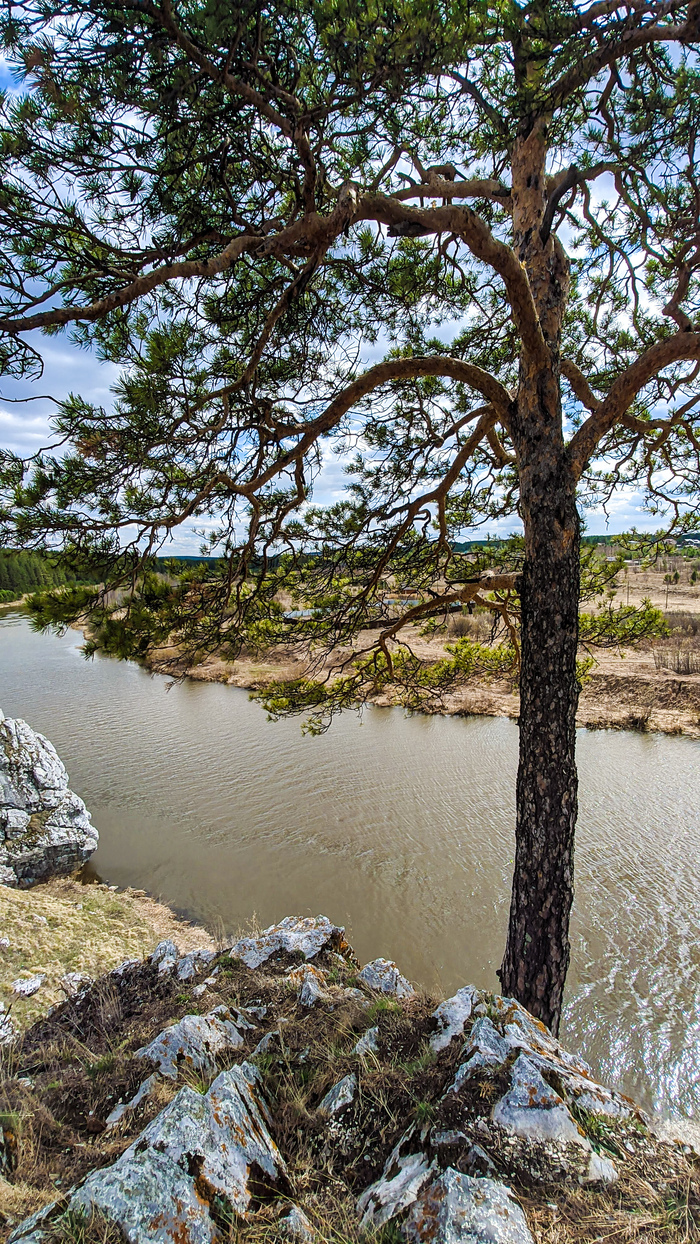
top-left (1, 0), bottom-right (699, 1029)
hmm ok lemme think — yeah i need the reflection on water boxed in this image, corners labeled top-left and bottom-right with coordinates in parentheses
top-left (1, 609), bottom-right (699, 1118)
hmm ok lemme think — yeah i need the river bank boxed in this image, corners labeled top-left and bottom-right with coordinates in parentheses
top-left (136, 567), bottom-right (700, 738)
top-left (141, 641), bottom-right (700, 740)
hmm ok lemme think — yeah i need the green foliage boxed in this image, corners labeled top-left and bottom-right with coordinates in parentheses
top-left (0, 549), bottom-right (100, 596)
top-left (579, 601), bottom-right (667, 649)
top-left (365, 998), bottom-right (401, 1021)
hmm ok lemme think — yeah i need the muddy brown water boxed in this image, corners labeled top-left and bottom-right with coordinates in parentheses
top-left (2, 608), bottom-right (700, 1121)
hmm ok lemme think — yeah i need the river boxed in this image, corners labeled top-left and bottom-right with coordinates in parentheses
top-left (1, 607), bottom-right (699, 1121)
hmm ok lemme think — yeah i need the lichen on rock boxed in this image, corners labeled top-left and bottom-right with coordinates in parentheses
top-left (230, 914), bottom-right (351, 969)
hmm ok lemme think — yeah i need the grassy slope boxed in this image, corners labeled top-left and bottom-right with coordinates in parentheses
top-left (0, 879), bottom-right (214, 1030)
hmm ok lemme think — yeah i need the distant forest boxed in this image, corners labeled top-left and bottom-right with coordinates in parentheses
top-left (0, 550), bottom-right (101, 602)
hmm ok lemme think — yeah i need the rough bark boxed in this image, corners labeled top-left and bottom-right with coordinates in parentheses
top-left (498, 452), bottom-right (580, 1034)
top-left (497, 127), bottom-right (580, 1034)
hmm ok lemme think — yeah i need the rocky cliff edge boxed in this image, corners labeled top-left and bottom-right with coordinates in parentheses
top-left (0, 915), bottom-right (697, 1244)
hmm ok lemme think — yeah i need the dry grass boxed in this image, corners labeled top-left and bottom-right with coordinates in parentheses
top-left (653, 650), bottom-right (700, 675)
top-left (0, 878), bottom-right (214, 1030)
top-left (523, 1167), bottom-right (700, 1243)
top-left (0, 941), bottom-right (698, 1244)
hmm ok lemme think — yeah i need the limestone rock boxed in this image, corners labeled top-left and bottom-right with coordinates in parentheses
top-left (0, 717), bottom-right (98, 887)
top-left (61, 971), bottom-right (91, 997)
top-left (11, 1064), bottom-right (288, 1244)
top-left (74, 1063), bottom-right (286, 1235)
top-left (150, 940), bottom-right (178, 974)
top-left (279, 1205), bottom-right (317, 1241)
top-left (253, 1024), bottom-right (288, 1056)
top-left (287, 962), bottom-right (329, 1007)
top-left (111, 958), bottom-right (141, 978)
top-left (404, 1168), bottom-right (534, 1244)
top-left (450, 1017), bottom-right (510, 1090)
top-left (74, 1148), bottom-right (216, 1244)
top-left (175, 948), bottom-right (216, 982)
top-left (7, 1199), bottom-right (69, 1244)
top-left (358, 1130), bottom-right (436, 1229)
top-left (354, 1026), bottom-right (379, 1056)
top-left (357, 957), bottom-right (415, 998)
top-left (492, 1054), bottom-right (588, 1148)
top-left (105, 1072), bottom-right (161, 1129)
top-left (230, 915), bottom-right (348, 969)
top-left (583, 1152), bottom-right (618, 1184)
top-left (0, 1001), bottom-right (17, 1044)
top-left (135, 1006), bottom-right (245, 1079)
top-left (431, 986), bottom-right (477, 1052)
top-left (318, 1073), bottom-right (356, 1117)
top-left (12, 975), bottom-right (45, 997)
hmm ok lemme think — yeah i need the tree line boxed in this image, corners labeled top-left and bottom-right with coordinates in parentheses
top-left (0, 550), bottom-right (100, 602)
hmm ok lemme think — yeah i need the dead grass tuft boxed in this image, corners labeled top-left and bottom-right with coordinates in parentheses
top-left (522, 1162), bottom-right (700, 1244)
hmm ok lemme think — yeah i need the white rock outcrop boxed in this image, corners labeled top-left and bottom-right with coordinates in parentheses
top-left (318, 1073), bottom-right (357, 1117)
top-left (358, 1129), bottom-right (437, 1229)
top-left (7, 916), bottom-right (663, 1244)
top-left (357, 957), bottom-right (415, 998)
top-left (230, 914), bottom-right (348, 968)
top-left (135, 1006), bottom-right (247, 1079)
top-left (9, 1063), bottom-right (288, 1244)
top-left (0, 716), bottom-right (98, 887)
top-left (430, 986), bottom-right (477, 1052)
top-left (404, 1168), bottom-right (534, 1244)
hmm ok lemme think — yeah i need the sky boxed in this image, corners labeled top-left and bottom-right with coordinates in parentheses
top-left (0, 333), bottom-right (659, 555)
top-left (0, 56), bottom-right (661, 557)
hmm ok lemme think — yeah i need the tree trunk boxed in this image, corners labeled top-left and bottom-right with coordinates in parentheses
top-left (498, 447), bottom-right (580, 1035)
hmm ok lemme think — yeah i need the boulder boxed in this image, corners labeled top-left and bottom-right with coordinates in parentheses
top-left (354, 1026), bottom-right (379, 1056)
top-left (287, 962), bottom-right (330, 1007)
top-left (0, 1001), bottom-right (17, 1044)
top-left (135, 1006), bottom-right (246, 1079)
top-left (491, 1054), bottom-right (589, 1148)
top-left (358, 1129), bottom-right (437, 1229)
top-left (318, 1073), bottom-right (357, 1117)
top-left (357, 957), bottom-right (415, 998)
top-left (230, 915), bottom-right (349, 969)
top-left (150, 940), bottom-right (179, 973)
top-left (431, 986), bottom-right (477, 1053)
top-left (12, 974), bottom-right (45, 998)
top-left (278, 1205), bottom-right (317, 1241)
top-left (404, 1168), bottom-right (534, 1244)
top-left (10, 1063), bottom-right (288, 1244)
top-left (0, 716), bottom-right (98, 887)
